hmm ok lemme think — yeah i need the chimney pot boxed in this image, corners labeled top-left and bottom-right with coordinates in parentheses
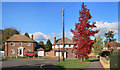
top-left (31, 35), bottom-right (33, 40)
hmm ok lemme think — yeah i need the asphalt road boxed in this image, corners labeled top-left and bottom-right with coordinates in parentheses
top-left (1, 58), bottom-right (59, 70)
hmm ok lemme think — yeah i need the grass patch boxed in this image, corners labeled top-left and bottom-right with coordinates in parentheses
top-left (56, 58), bottom-right (98, 68)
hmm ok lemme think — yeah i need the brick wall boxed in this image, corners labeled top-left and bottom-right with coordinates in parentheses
top-left (100, 56), bottom-right (110, 70)
top-left (5, 41), bottom-right (35, 57)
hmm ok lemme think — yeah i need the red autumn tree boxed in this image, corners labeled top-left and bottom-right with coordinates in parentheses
top-left (71, 3), bottom-right (99, 61)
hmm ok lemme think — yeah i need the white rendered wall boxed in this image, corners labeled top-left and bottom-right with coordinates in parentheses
top-left (55, 51), bottom-right (66, 58)
top-left (52, 44), bottom-right (74, 49)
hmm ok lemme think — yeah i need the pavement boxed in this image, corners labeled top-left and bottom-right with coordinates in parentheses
top-left (88, 59), bottom-right (105, 70)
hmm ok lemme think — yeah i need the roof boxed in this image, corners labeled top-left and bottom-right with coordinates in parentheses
top-left (37, 48), bottom-right (44, 51)
top-left (105, 42), bottom-right (120, 47)
top-left (55, 37), bottom-right (73, 44)
top-left (6, 34), bottom-right (36, 42)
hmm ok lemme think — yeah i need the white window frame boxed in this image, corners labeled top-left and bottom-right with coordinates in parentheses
top-left (11, 42), bottom-right (15, 46)
top-left (27, 42), bottom-right (31, 46)
top-left (11, 49), bottom-right (15, 54)
top-left (20, 42), bottom-right (22, 46)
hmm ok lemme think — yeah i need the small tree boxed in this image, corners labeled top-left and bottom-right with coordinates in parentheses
top-left (71, 3), bottom-right (99, 61)
top-left (93, 35), bottom-right (103, 55)
top-left (24, 32), bottom-right (30, 38)
top-left (45, 39), bottom-right (52, 52)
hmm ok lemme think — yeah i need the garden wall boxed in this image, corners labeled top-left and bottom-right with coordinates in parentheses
top-left (100, 56), bottom-right (110, 70)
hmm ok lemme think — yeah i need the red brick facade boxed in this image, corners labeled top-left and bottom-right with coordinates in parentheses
top-left (5, 41), bottom-right (37, 57)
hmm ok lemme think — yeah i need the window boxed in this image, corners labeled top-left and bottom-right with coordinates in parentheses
top-left (69, 44), bottom-right (71, 47)
top-left (27, 42), bottom-right (31, 46)
top-left (20, 42), bottom-right (22, 46)
top-left (72, 51), bottom-right (75, 54)
top-left (34, 43), bottom-right (37, 47)
top-left (11, 42), bottom-right (15, 46)
top-left (11, 49), bottom-right (15, 54)
top-left (27, 49), bottom-right (31, 52)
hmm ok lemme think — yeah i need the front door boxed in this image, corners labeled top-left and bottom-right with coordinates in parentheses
top-left (18, 47), bottom-right (24, 56)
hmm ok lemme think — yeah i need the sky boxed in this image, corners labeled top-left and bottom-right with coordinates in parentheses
top-left (2, 2), bottom-right (118, 43)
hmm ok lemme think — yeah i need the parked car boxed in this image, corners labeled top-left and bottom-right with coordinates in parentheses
top-left (24, 52), bottom-right (37, 57)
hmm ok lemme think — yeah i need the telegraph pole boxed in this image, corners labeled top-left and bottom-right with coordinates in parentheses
top-left (62, 9), bottom-right (65, 61)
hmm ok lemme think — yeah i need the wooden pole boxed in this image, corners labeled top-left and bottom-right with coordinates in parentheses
top-left (62, 9), bottom-right (65, 61)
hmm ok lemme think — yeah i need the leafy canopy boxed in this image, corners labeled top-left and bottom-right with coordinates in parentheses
top-left (93, 35), bottom-right (103, 55)
top-left (71, 3), bottom-right (99, 60)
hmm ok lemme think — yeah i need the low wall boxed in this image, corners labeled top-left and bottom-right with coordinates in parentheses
top-left (100, 56), bottom-right (110, 70)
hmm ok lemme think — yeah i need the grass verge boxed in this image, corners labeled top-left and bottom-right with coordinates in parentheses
top-left (56, 58), bottom-right (98, 68)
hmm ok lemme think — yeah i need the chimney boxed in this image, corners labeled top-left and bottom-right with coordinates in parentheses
top-left (54, 37), bottom-right (56, 50)
top-left (54, 37), bottom-right (56, 44)
top-left (31, 35), bottom-right (33, 40)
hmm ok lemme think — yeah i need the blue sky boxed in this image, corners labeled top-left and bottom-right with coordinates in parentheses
top-left (2, 2), bottom-right (118, 43)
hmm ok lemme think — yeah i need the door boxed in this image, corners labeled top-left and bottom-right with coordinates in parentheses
top-left (18, 47), bottom-right (24, 56)
top-left (38, 51), bottom-right (44, 56)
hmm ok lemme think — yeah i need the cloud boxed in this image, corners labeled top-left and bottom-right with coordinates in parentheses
top-left (65, 32), bottom-right (74, 37)
top-left (29, 32), bottom-right (60, 40)
top-left (95, 21), bottom-right (118, 36)
top-left (49, 33), bottom-right (61, 37)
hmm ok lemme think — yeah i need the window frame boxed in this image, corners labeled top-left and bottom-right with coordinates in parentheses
top-left (11, 49), bottom-right (15, 54)
top-left (27, 42), bottom-right (31, 46)
top-left (20, 42), bottom-right (22, 46)
top-left (11, 42), bottom-right (15, 46)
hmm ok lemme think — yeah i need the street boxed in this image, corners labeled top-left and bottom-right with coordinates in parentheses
top-left (1, 58), bottom-right (59, 70)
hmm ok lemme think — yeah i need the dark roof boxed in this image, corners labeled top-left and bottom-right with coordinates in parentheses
top-left (55, 37), bottom-right (73, 44)
top-left (6, 34), bottom-right (36, 42)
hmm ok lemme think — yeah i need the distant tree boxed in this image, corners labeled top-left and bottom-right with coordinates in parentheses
top-left (45, 39), bottom-right (52, 52)
top-left (39, 41), bottom-right (44, 45)
top-left (2, 28), bottom-right (20, 41)
top-left (24, 32), bottom-right (30, 38)
top-left (71, 3), bottom-right (99, 61)
top-left (0, 28), bottom-right (20, 51)
top-left (104, 31), bottom-right (116, 44)
top-left (93, 35), bottom-right (103, 55)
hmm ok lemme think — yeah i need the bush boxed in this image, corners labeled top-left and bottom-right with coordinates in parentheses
top-left (100, 51), bottom-right (110, 57)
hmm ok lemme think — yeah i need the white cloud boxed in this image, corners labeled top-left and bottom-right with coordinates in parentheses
top-left (49, 33), bottom-right (61, 37)
top-left (95, 21), bottom-right (118, 36)
top-left (65, 32), bottom-right (74, 37)
top-left (29, 32), bottom-right (60, 40)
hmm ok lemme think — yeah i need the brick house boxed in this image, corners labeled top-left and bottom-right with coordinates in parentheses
top-left (46, 37), bottom-right (96, 58)
top-left (104, 41), bottom-right (120, 51)
top-left (46, 37), bottom-right (75, 58)
top-left (4, 34), bottom-right (38, 57)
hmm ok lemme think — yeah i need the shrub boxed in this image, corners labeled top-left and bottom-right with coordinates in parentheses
top-left (100, 51), bottom-right (110, 57)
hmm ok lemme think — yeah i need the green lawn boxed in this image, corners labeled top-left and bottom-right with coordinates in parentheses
top-left (56, 58), bottom-right (98, 68)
